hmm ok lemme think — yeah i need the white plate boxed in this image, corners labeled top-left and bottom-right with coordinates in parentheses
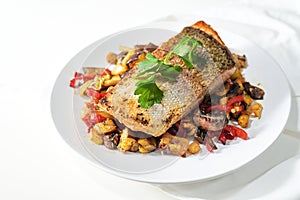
top-left (51, 23), bottom-right (291, 183)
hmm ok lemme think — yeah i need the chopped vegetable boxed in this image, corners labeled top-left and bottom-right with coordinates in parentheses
top-left (238, 114), bottom-right (250, 128)
top-left (244, 82), bottom-right (265, 100)
top-left (248, 102), bottom-right (263, 119)
top-left (69, 72), bottom-right (84, 88)
top-left (103, 133), bottom-right (119, 149)
top-left (90, 128), bottom-right (104, 145)
top-left (100, 69), bottom-right (111, 77)
top-left (83, 67), bottom-right (105, 75)
top-left (138, 138), bottom-right (157, 153)
top-left (227, 95), bottom-right (244, 107)
top-left (111, 64), bottom-right (128, 75)
top-left (103, 75), bottom-right (121, 87)
top-left (78, 79), bottom-right (93, 96)
top-left (159, 133), bottom-right (189, 156)
top-left (206, 95), bottom-right (244, 113)
top-left (118, 128), bottom-right (138, 152)
top-left (86, 88), bottom-right (107, 100)
top-left (218, 125), bottom-right (248, 144)
top-left (130, 142), bottom-right (139, 152)
top-left (230, 68), bottom-right (243, 80)
top-left (69, 37), bottom-right (265, 157)
top-left (121, 50), bottom-right (135, 67)
top-left (230, 104), bottom-right (245, 119)
top-left (82, 113), bottom-right (106, 128)
top-left (194, 128), bottom-right (207, 144)
top-left (183, 122), bottom-right (198, 136)
top-left (93, 118), bottom-right (116, 134)
top-left (188, 141), bottom-right (201, 154)
top-left (106, 52), bottom-right (118, 64)
top-left (218, 128), bottom-right (235, 145)
top-left (243, 94), bottom-right (254, 106)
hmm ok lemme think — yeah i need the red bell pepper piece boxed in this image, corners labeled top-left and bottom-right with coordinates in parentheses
top-left (100, 69), bottom-right (111, 77)
top-left (227, 95), bottom-right (244, 107)
top-left (69, 71), bottom-right (101, 88)
top-left (218, 126), bottom-right (235, 145)
top-left (205, 95), bottom-right (244, 113)
top-left (69, 78), bottom-right (76, 88)
top-left (218, 125), bottom-right (248, 144)
top-left (233, 126), bottom-right (248, 140)
top-left (69, 72), bottom-right (84, 88)
top-left (225, 125), bottom-right (248, 140)
top-left (86, 88), bottom-right (107, 100)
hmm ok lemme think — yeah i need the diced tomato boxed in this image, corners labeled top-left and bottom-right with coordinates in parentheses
top-left (82, 113), bottom-right (106, 128)
top-left (86, 88), bottom-right (107, 100)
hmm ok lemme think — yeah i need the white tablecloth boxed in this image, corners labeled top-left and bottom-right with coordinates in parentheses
top-left (0, 0), bottom-right (299, 199)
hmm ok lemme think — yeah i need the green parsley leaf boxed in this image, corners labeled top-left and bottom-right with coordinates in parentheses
top-left (134, 75), bottom-right (163, 108)
top-left (137, 55), bottom-right (158, 71)
top-left (166, 36), bottom-right (203, 69)
top-left (135, 53), bottom-right (182, 108)
top-left (158, 64), bottom-right (182, 81)
top-left (134, 36), bottom-right (202, 109)
top-left (137, 53), bottom-right (182, 79)
top-left (137, 53), bottom-right (162, 77)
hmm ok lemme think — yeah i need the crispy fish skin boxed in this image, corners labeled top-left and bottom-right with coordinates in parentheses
top-left (99, 21), bottom-right (236, 137)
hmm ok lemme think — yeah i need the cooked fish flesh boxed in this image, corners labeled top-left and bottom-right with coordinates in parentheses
top-left (99, 21), bottom-right (236, 137)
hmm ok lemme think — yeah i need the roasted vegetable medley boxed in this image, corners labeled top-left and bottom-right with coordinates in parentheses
top-left (70, 43), bottom-right (264, 157)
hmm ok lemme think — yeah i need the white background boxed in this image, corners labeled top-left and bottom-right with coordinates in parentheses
top-left (0, 0), bottom-right (299, 199)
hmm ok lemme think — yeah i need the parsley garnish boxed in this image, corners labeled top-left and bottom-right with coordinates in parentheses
top-left (134, 54), bottom-right (182, 108)
top-left (134, 36), bottom-right (202, 109)
top-left (164, 36), bottom-right (203, 68)
top-left (134, 75), bottom-right (163, 109)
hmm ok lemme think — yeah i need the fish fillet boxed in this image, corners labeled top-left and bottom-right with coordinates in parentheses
top-left (99, 21), bottom-right (236, 137)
